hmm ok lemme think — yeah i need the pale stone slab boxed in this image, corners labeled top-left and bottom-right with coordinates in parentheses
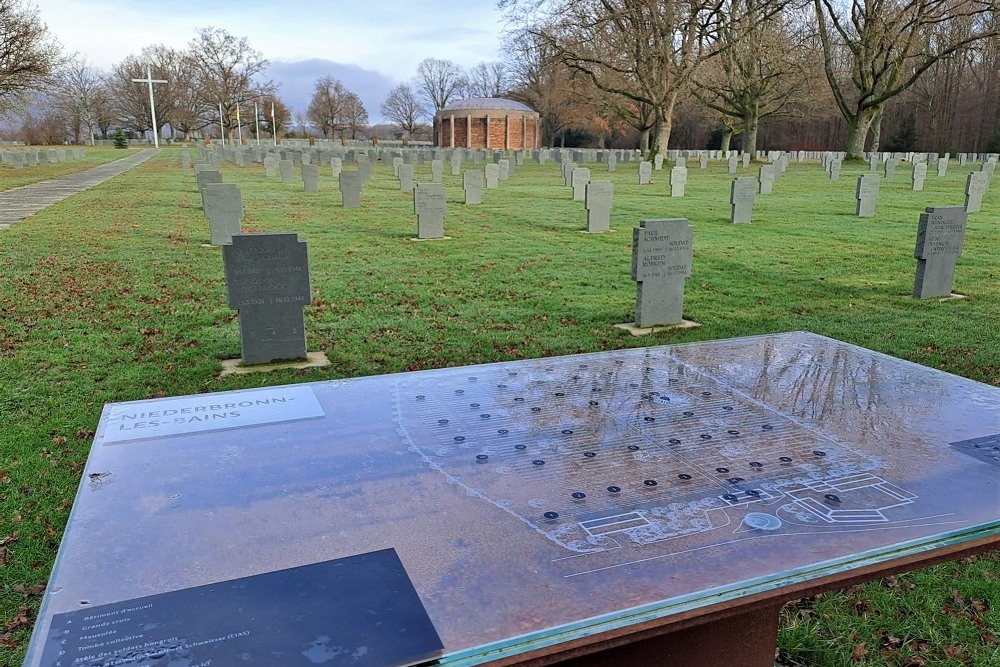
top-left (913, 206), bottom-right (967, 299)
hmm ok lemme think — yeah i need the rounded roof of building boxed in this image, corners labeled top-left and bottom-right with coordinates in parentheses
top-left (441, 97), bottom-right (535, 113)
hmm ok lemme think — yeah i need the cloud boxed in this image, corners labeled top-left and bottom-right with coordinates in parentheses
top-left (267, 60), bottom-right (396, 123)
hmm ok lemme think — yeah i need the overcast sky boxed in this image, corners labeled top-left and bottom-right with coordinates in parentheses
top-left (38, 0), bottom-right (510, 123)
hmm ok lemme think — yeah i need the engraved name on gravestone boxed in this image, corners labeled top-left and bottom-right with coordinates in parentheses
top-left (585, 180), bottom-right (613, 233)
top-left (414, 183), bottom-right (446, 239)
top-left (301, 164), bottom-right (319, 192)
top-left (572, 167), bottom-right (590, 201)
top-left (758, 165), bottom-right (774, 195)
top-left (631, 218), bottom-right (694, 327)
top-left (856, 174), bottom-right (880, 217)
top-left (913, 207), bottom-right (968, 299)
top-left (398, 163), bottom-right (414, 191)
top-left (731, 177), bottom-right (757, 224)
top-left (670, 165), bottom-right (687, 197)
top-left (203, 183), bottom-right (243, 246)
top-left (912, 162), bottom-right (927, 191)
top-left (964, 171), bottom-right (988, 213)
top-left (638, 161), bottom-right (652, 185)
top-left (278, 159), bottom-right (294, 184)
top-left (463, 170), bottom-right (483, 205)
top-left (431, 159), bottom-right (444, 183)
top-left (222, 233), bottom-right (311, 365)
top-left (339, 170), bottom-right (362, 208)
top-left (485, 163), bottom-right (500, 189)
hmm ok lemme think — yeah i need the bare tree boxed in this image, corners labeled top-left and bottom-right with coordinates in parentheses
top-left (52, 55), bottom-right (106, 144)
top-left (108, 45), bottom-right (187, 138)
top-left (504, 29), bottom-right (579, 147)
top-left (187, 27), bottom-right (273, 137)
top-left (814, 0), bottom-right (1000, 158)
top-left (465, 61), bottom-right (512, 98)
top-left (0, 0), bottom-right (64, 117)
top-left (414, 57), bottom-right (466, 113)
top-left (381, 83), bottom-right (423, 138)
top-left (693, 0), bottom-right (811, 157)
top-left (342, 92), bottom-right (369, 139)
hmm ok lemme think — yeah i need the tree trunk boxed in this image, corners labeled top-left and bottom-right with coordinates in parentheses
top-left (870, 106), bottom-right (884, 153)
top-left (721, 129), bottom-right (732, 152)
top-left (845, 109), bottom-right (876, 159)
top-left (639, 128), bottom-right (650, 153)
top-left (742, 112), bottom-right (759, 160)
top-left (653, 95), bottom-right (678, 154)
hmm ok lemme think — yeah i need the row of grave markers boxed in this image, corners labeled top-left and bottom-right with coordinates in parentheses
top-left (0, 148), bottom-right (86, 169)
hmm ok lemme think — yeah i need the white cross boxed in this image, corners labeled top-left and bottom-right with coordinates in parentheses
top-left (132, 65), bottom-right (168, 148)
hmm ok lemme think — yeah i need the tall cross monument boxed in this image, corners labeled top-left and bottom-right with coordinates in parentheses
top-left (131, 65), bottom-right (167, 148)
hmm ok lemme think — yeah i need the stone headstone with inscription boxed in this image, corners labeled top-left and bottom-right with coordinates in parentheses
top-left (203, 183), bottom-right (243, 246)
top-left (758, 165), bottom-right (774, 195)
top-left (913, 207), bottom-right (967, 299)
top-left (912, 162), bottom-right (927, 191)
top-left (855, 174), bottom-right (880, 217)
top-left (730, 177), bottom-right (756, 224)
top-left (964, 171), bottom-right (988, 213)
top-left (670, 166), bottom-right (687, 197)
top-left (654, 154), bottom-right (664, 171)
top-left (485, 164), bottom-right (500, 189)
top-left (638, 161), bottom-right (652, 185)
top-left (631, 218), bottom-right (694, 327)
top-left (585, 180), bottom-right (613, 233)
top-left (463, 170), bottom-right (483, 205)
top-left (222, 233), bottom-right (311, 365)
top-left (571, 167), bottom-right (590, 201)
top-left (339, 171), bottom-right (362, 208)
top-left (301, 164), bottom-right (319, 192)
top-left (196, 169), bottom-right (223, 209)
top-left (414, 183), bottom-right (446, 239)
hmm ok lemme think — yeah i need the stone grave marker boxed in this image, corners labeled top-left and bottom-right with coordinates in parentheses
top-left (203, 183), bottom-right (243, 246)
top-left (571, 167), bottom-right (590, 201)
top-left (278, 159), bottom-right (294, 183)
top-left (301, 164), bottom-right (319, 192)
top-left (868, 154), bottom-right (878, 171)
top-left (498, 159), bottom-right (510, 181)
top-left (758, 165), bottom-right (774, 195)
top-left (699, 153), bottom-right (708, 169)
top-left (180, 151), bottom-right (191, 168)
top-left (741, 153), bottom-right (750, 168)
top-left (607, 152), bottom-right (617, 172)
top-left (670, 166), bottom-right (687, 197)
top-left (638, 161), bottom-right (652, 185)
top-left (855, 174), bottom-right (880, 217)
top-left (913, 207), bottom-right (967, 299)
top-left (330, 157), bottom-right (342, 178)
top-left (451, 154), bottom-right (462, 176)
top-left (585, 180), bottom-right (613, 233)
top-left (358, 156), bottom-right (371, 183)
top-left (392, 156), bottom-right (403, 176)
top-left (676, 156), bottom-right (687, 168)
top-left (196, 169), bottom-right (223, 209)
top-left (339, 171), bottom-right (362, 208)
top-left (398, 163), bottom-right (415, 191)
top-left (264, 155), bottom-right (278, 178)
top-left (829, 159), bottom-right (842, 181)
top-left (884, 160), bottom-right (898, 179)
top-left (912, 163), bottom-right (927, 191)
top-left (964, 171), bottom-right (988, 213)
top-left (222, 232), bottom-right (311, 365)
top-left (654, 154), bottom-right (664, 170)
top-left (937, 155), bottom-right (949, 178)
top-left (463, 170), bottom-right (483, 205)
top-left (9, 152), bottom-right (24, 169)
top-left (727, 155), bottom-right (737, 174)
top-left (414, 183), bottom-right (446, 239)
top-left (562, 161), bottom-right (577, 187)
top-left (631, 218), bottom-right (694, 327)
top-left (431, 159), bottom-right (444, 183)
top-left (731, 177), bottom-right (756, 224)
top-left (485, 164), bottom-right (499, 189)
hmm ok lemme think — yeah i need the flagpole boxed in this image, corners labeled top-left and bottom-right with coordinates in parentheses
top-left (236, 104), bottom-right (243, 144)
top-left (271, 103), bottom-right (277, 146)
top-left (219, 103), bottom-right (225, 148)
top-left (254, 102), bottom-right (260, 146)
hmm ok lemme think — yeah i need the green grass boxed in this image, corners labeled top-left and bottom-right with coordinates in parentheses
top-left (1, 150), bottom-right (998, 666)
top-left (0, 148), bottom-right (139, 192)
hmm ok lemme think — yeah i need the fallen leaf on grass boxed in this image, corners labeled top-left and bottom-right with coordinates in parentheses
top-left (12, 583), bottom-right (45, 598)
top-left (851, 642), bottom-right (868, 661)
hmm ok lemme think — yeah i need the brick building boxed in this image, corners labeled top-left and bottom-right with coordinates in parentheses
top-left (434, 98), bottom-right (541, 150)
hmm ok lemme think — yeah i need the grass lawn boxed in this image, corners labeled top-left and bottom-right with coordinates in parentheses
top-left (1, 148), bottom-right (998, 666)
top-left (0, 147), bottom-right (140, 192)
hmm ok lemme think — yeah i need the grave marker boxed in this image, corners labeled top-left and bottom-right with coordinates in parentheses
top-left (964, 172), bottom-right (988, 213)
top-left (485, 164), bottom-right (500, 189)
top-left (727, 155), bottom-right (737, 174)
top-left (638, 161), bottom-right (652, 185)
top-left (912, 162), bottom-right (927, 191)
top-left (730, 177), bottom-right (756, 224)
top-left (670, 166), bottom-right (687, 197)
top-left (431, 159), bottom-right (444, 183)
top-left (278, 159), bottom-right (294, 184)
top-left (913, 207), bottom-right (967, 299)
top-left (222, 233), bottom-right (311, 365)
top-left (414, 183), bottom-right (446, 239)
top-left (758, 165), bottom-right (774, 195)
top-left (398, 163), bottom-right (415, 191)
top-left (572, 167), bottom-right (591, 201)
top-left (202, 183), bottom-right (243, 246)
top-left (339, 171), bottom-right (362, 208)
top-left (855, 174), bottom-right (880, 217)
top-left (585, 180), bottom-right (613, 233)
top-left (301, 164), bottom-right (319, 192)
top-left (196, 169), bottom-right (223, 209)
top-left (631, 218), bottom-right (694, 327)
top-left (463, 170), bottom-right (483, 205)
